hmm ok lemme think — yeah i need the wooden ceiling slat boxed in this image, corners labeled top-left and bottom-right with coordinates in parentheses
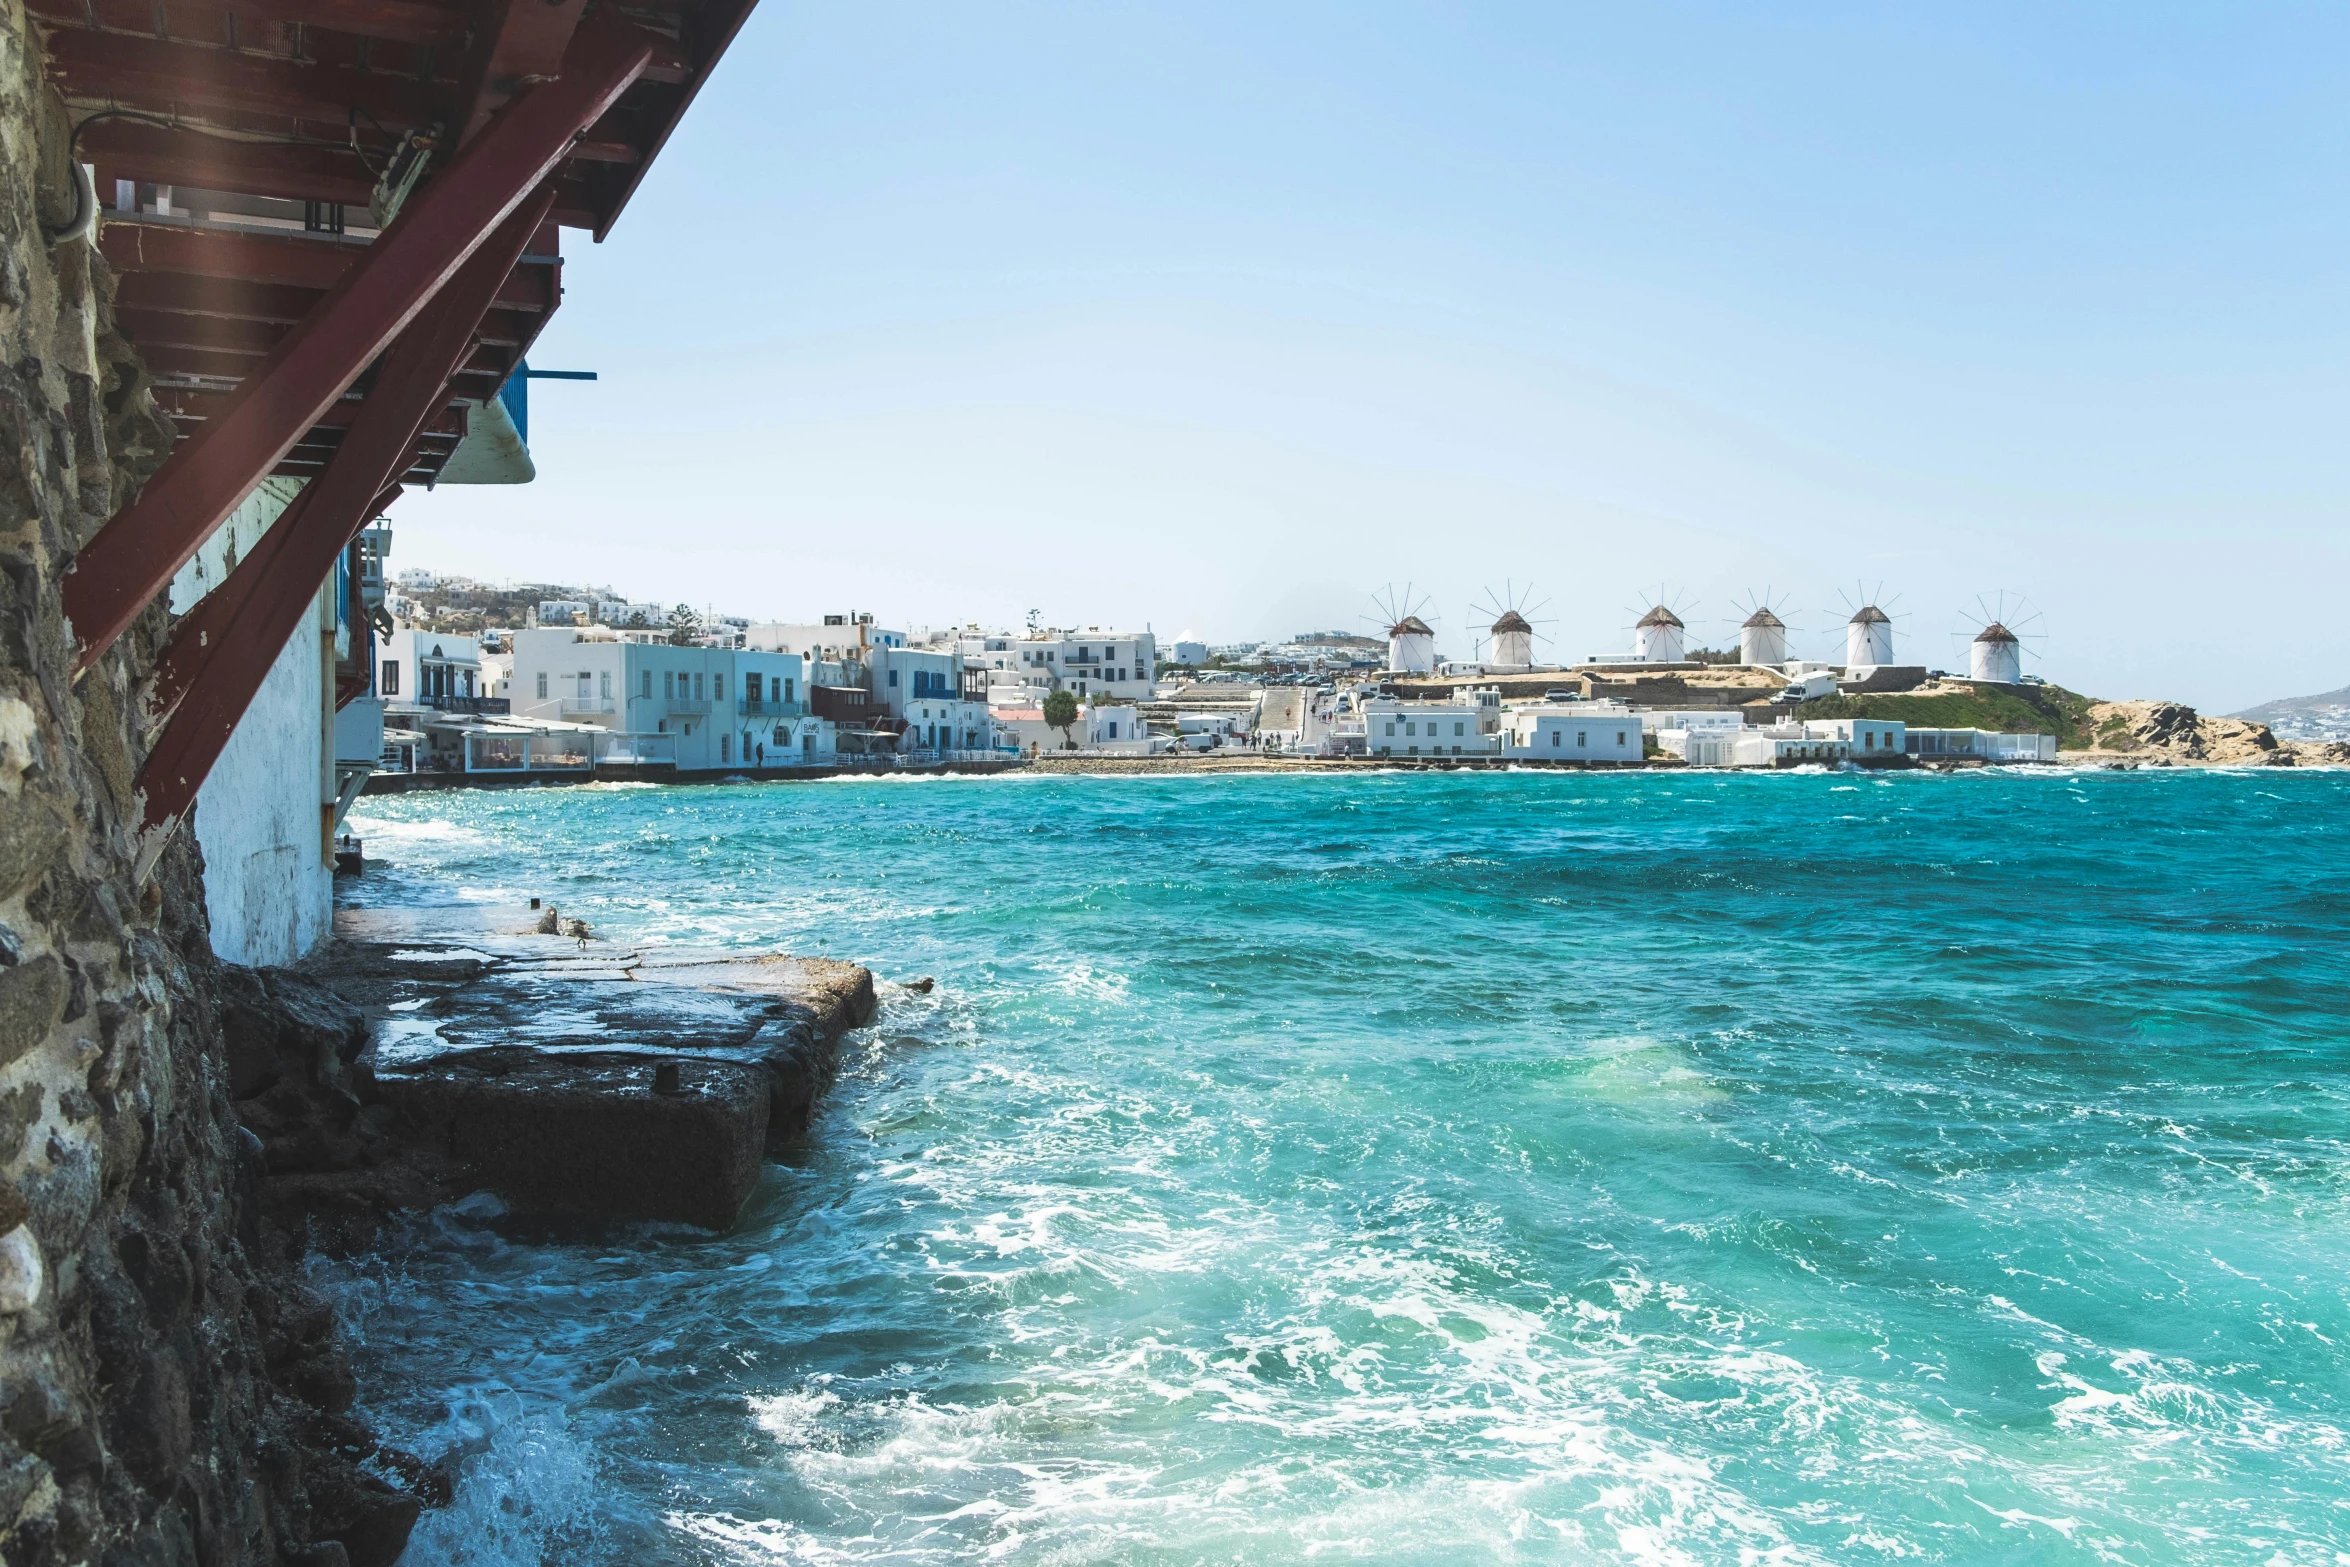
top-left (79, 120), bottom-right (379, 207)
top-left (101, 224), bottom-right (558, 312)
top-left (45, 27), bottom-right (445, 135)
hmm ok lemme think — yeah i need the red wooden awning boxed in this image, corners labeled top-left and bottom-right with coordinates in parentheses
top-left (29, 0), bottom-right (761, 839)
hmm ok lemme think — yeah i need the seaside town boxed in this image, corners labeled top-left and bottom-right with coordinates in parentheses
top-left (350, 533), bottom-right (2085, 790)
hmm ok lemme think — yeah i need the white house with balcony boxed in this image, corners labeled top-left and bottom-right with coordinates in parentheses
top-left (866, 645), bottom-right (993, 755)
top-left (510, 628), bottom-right (830, 770)
top-left (988, 629), bottom-right (1157, 703)
top-left (374, 627), bottom-right (489, 717)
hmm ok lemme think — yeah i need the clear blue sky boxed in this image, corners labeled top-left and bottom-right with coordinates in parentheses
top-left (406, 2), bottom-right (2348, 710)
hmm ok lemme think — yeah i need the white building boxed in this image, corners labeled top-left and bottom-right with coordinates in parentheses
top-left (1905, 728), bottom-right (2056, 762)
top-left (509, 628), bottom-right (828, 769)
top-left (869, 646), bottom-right (992, 754)
top-left (1363, 696), bottom-right (1500, 757)
top-left (1386, 616), bottom-right (1437, 675)
top-left (992, 629), bottom-right (1158, 702)
top-left (1637, 708), bottom-right (1747, 738)
top-left (745, 614), bottom-right (908, 667)
top-left (168, 479), bottom-right (348, 964)
top-left (1970, 622), bottom-right (2023, 684)
top-left (1500, 705), bottom-right (1643, 761)
top-left (536, 598), bottom-right (592, 627)
top-left (1846, 604), bottom-right (1894, 667)
top-left (1169, 638), bottom-right (1209, 666)
top-left (1801, 717), bottom-right (1906, 760)
top-left (374, 627), bottom-right (485, 715)
top-left (1634, 605), bottom-right (1685, 663)
top-left (597, 600), bottom-right (666, 630)
top-left (1730, 725), bottom-right (1850, 766)
top-left (992, 700), bottom-right (1147, 754)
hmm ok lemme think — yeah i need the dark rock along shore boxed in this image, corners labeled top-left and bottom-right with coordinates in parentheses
top-left (0, 10), bottom-right (877, 1560)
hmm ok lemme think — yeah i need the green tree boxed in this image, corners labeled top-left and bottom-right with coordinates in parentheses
top-left (1042, 688), bottom-right (1080, 749)
top-left (666, 602), bottom-right (701, 646)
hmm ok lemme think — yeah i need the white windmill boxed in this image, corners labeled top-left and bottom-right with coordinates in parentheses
top-left (1955, 592), bottom-right (2045, 684)
top-left (1470, 581), bottom-right (1554, 671)
top-left (1729, 590), bottom-right (1793, 667)
top-left (1837, 582), bottom-right (1902, 669)
top-left (1366, 584), bottom-right (1440, 675)
top-left (1628, 587), bottom-right (1694, 663)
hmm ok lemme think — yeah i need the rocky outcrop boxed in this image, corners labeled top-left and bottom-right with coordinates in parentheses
top-left (0, 8), bottom-right (429, 1561)
top-left (2084, 700), bottom-right (2302, 765)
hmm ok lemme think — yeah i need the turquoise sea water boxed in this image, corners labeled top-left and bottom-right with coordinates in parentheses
top-left (335, 767), bottom-right (2350, 1566)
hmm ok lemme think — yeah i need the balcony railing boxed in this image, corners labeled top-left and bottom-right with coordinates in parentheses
top-left (559, 697), bottom-right (614, 715)
top-left (665, 696), bottom-right (711, 714)
top-left (410, 693), bottom-right (507, 713)
top-left (739, 698), bottom-right (805, 718)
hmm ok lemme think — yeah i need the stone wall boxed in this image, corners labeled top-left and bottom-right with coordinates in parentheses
top-left (0, 7), bottom-right (420, 1562)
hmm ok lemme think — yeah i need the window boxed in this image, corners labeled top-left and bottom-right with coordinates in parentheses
top-left (664, 670), bottom-right (675, 699)
top-left (1454, 722), bottom-right (1465, 737)
top-left (769, 676), bottom-right (781, 702)
top-left (888, 669), bottom-right (899, 687)
top-left (1385, 722), bottom-right (1395, 736)
top-left (641, 670), bottom-right (651, 699)
top-left (694, 673), bottom-right (705, 699)
top-left (785, 678), bottom-right (794, 702)
top-left (714, 675), bottom-right (725, 701)
top-left (1406, 721), bottom-right (1416, 736)
top-left (1551, 730), bottom-right (1561, 748)
top-left (1617, 731), bottom-right (1627, 746)
top-left (721, 735), bottom-right (730, 763)
top-left (382, 660), bottom-right (400, 695)
top-left (577, 672), bottom-right (591, 698)
top-left (536, 672), bottom-right (548, 699)
top-left (1108, 721), bottom-right (1119, 739)
top-left (600, 672), bottom-right (611, 699)
top-left (1577, 731), bottom-right (1587, 746)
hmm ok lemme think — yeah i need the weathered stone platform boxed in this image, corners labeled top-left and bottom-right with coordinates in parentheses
top-left (264, 905), bottom-right (877, 1235)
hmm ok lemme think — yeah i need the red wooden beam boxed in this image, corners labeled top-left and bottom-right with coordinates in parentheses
top-left (137, 188), bottom-right (557, 840)
top-left (449, 0), bottom-right (586, 147)
top-left (593, 0), bottom-right (756, 241)
top-left (66, 9), bottom-right (651, 669)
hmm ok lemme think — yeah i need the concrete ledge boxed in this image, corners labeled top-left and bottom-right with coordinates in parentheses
top-left (374, 1050), bottom-right (768, 1230)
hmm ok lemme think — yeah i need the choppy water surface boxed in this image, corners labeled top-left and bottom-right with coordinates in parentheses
top-left (336, 768), bottom-right (2350, 1565)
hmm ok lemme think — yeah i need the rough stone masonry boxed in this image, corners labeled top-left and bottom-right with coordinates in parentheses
top-left (0, 5), bottom-right (435, 1562)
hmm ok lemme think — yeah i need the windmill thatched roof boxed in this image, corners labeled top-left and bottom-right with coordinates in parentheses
top-left (1849, 604), bottom-right (1891, 625)
top-left (1741, 608), bottom-right (1784, 629)
top-left (1389, 615), bottom-right (1434, 637)
top-left (1490, 609), bottom-right (1533, 635)
top-left (1636, 605), bottom-right (1684, 629)
top-left (1974, 621), bottom-right (2019, 644)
